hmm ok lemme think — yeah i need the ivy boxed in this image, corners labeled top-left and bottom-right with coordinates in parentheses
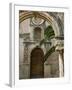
top-left (39, 25), bottom-right (55, 62)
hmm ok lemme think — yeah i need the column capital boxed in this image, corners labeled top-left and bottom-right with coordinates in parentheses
top-left (55, 39), bottom-right (64, 51)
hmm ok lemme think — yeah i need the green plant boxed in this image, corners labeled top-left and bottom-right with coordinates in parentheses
top-left (40, 25), bottom-right (55, 46)
top-left (44, 25), bottom-right (55, 40)
top-left (39, 25), bottom-right (55, 61)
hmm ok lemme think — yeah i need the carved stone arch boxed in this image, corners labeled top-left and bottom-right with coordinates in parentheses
top-left (48, 12), bottom-right (64, 36)
top-left (19, 11), bottom-right (62, 37)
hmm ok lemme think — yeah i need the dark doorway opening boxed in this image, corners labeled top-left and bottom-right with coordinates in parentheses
top-left (30, 47), bottom-right (44, 78)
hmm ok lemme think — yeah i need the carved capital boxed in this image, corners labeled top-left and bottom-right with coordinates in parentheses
top-left (55, 39), bottom-right (64, 51)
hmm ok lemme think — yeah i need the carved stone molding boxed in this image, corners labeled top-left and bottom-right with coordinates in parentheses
top-left (55, 39), bottom-right (64, 51)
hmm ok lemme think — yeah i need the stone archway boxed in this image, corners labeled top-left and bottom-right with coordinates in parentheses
top-left (30, 47), bottom-right (44, 78)
top-left (19, 11), bottom-right (63, 36)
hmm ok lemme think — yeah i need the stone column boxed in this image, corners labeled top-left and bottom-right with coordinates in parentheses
top-left (59, 50), bottom-right (64, 77)
top-left (23, 43), bottom-right (29, 63)
top-left (55, 38), bottom-right (64, 77)
top-left (23, 33), bottom-right (30, 63)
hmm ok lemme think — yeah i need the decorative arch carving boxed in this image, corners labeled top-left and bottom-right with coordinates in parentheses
top-left (19, 11), bottom-right (63, 36)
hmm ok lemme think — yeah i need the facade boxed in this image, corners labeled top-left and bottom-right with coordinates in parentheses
top-left (19, 11), bottom-right (64, 79)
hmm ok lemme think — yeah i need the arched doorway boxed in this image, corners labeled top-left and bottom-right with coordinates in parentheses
top-left (30, 47), bottom-right (44, 78)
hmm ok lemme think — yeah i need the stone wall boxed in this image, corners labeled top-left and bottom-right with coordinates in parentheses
top-left (44, 51), bottom-right (59, 77)
top-left (19, 38), bottom-right (59, 79)
top-left (19, 63), bottom-right (30, 79)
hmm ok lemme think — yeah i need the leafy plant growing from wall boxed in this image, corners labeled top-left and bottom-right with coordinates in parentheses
top-left (39, 25), bottom-right (55, 62)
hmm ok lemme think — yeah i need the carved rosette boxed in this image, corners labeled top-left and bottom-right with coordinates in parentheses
top-left (31, 17), bottom-right (44, 26)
